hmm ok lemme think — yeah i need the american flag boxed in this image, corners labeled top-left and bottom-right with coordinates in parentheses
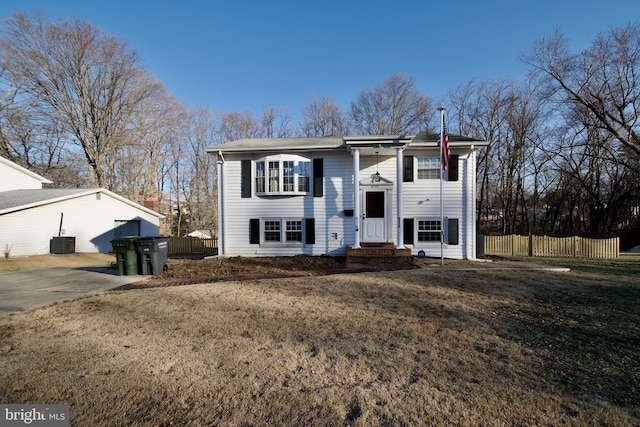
top-left (438, 115), bottom-right (451, 171)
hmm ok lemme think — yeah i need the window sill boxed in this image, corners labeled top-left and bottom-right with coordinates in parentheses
top-left (414, 243), bottom-right (448, 248)
top-left (260, 243), bottom-right (305, 248)
top-left (256, 192), bottom-right (309, 197)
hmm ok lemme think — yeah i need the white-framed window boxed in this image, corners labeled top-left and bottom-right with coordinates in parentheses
top-left (285, 220), bottom-right (303, 242)
top-left (263, 220), bottom-right (281, 242)
top-left (298, 162), bottom-right (310, 192)
top-left (417, 157), bottom-right (441, 180)
top-left (262, 218), bottom-right (304, 244)
top-left (417, 219), bottom-right (441, 242)
top-left (255, 155), bottom-right (310, 195)
top-left (255, 161), bottom-right (266, 193)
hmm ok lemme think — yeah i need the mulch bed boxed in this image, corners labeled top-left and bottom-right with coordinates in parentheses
top-left (113, 255), bottom-right (417, 290)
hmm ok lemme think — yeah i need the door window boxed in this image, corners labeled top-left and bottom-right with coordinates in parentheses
top-left (366, 191), bottom-right (385, 218)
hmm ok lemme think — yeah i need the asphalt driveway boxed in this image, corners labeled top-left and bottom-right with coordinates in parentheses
top-left (0, 267), bottom-right (141, 315)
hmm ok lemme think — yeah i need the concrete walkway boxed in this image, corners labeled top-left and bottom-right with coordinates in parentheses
top-left (0, 267), bottom-right (142, 315)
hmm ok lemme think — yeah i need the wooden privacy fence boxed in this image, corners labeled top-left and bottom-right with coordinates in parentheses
top-left (168, 237), bottom-right (218, 257)
top-left (483, 235), bottom-right (620, 259)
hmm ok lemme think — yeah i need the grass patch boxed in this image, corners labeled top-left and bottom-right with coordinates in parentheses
top-left (502, 272), bottom-right (639, 405)
top-left (533, 256), bottom-right (640, 276)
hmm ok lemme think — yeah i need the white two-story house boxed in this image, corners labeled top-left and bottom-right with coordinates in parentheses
top-left (207, 134), bottom-right (487, 260)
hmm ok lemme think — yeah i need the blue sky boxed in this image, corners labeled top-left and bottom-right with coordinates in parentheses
top-left (1, 0), bottom-right (637, 121)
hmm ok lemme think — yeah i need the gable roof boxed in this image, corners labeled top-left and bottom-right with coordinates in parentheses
top-left (0, 188), bottom-right (164, 218)
top-left (0, 156), bottom-right (53, 185)
top-left (207, 134), bottom-right (488, 154)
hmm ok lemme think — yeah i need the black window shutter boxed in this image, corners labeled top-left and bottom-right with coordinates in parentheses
top-left (249, 218), bottom-right (260, 244)
top-left (448, 218), bottom-right (459, 245)
top-left (305, 218), bottom-right (315, 244)
top-left (403, 218), bottom-right (414, 244)
top-left (241, 160), bottom-right (252, 198)
top-left (447, 155), bottom-right (459, 182)
top-left (313, 158), bottom-right (323, 197)
top-left (403, 155), bottom-right (414, 182)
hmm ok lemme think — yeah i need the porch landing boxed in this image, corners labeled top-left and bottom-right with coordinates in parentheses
top-left (346, 243), bottom-right (413, 266)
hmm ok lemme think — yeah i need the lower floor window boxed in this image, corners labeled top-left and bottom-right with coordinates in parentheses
top-left (263, 218), bottom-right (303, 243)
top-left (285, 220), bottom-right (303, 242)
top-left (264, 220), bottom-right (281, 242)
top-left (417, 219), bottom-right (441, 242)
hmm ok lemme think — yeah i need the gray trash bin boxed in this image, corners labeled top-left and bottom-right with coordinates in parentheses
top-left (135, 237), bottom-right (169, 275)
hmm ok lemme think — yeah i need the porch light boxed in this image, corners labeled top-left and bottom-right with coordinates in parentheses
top-left (373, 149), bottom-right (381, 182)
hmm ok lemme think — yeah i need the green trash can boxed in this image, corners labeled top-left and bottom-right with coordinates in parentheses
top-left (135, 237), bottom-right (169, 275)
top-left (111, 237), bottom-right (140, 276)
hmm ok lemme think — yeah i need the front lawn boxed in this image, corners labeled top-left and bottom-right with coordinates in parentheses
top-left (0, 257), bottom-right (638, 425)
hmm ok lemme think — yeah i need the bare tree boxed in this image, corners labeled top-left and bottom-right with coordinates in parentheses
top-left (0, 66), bottom-right (70, 180)
top-left (112, 91), bottom-right (184, 204)
top-left (450, 78), bottom-right (550, 235)
top-left (261, 105), bottom-right (293, 138)
top-left (0, 12), bottom-right (163, 188)
top-left (544, 103), bottom-right (640, 237)
top-left (450, 80), bottom-right (514, 234)
top-left (349, 73), bottom-right (434, 135)
top-left (521, 23), bottom-right (640, 159)
top-left (300, 96), bottom-right (349, 136)
top-left (215, 110), bottom-right (262, 143)
top-left (181, 107), bottom-right (218, 234)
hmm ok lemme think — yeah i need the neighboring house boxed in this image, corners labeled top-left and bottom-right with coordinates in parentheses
top-left (0, 156), bottom-right (164, 257)
top-left (0, 156), bottom-right (52, 191)
top-left (186, 230), bottom-right (214, 239)
top-left (207, 134), bottom-right (488, 260)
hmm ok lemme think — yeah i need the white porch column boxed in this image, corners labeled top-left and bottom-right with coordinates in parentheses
top-left (468, 147), bottom-right (476, 260)
top-left (352, 148), bottom-right (361, 249)
top-left (396, 146), bottom-right (404, 249)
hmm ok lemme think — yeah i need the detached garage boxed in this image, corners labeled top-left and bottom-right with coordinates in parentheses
top-left (0, 157), bottom-right (164, 258)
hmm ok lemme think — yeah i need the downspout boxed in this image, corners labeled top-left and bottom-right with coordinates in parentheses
top-left (217, 150), bottom-right (225, 256)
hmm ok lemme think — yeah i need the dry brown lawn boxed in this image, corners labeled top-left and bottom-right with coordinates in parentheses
top-left (0, 255), bottom-right (638, 426)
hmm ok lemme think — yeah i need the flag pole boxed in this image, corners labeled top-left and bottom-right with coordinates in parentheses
top-left (438, 106), bottom-right (445, 266)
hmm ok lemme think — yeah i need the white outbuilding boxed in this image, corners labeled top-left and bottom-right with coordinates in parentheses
top-left (0, 156), bottom-right (164, 257)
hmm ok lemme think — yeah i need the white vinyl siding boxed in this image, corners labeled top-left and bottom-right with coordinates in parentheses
top-left (220, 151), bottom-right (353, 257)
top-left (402, 150), bottom-right (471, 259)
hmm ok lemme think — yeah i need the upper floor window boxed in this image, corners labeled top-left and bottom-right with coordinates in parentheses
top-left (255, 155), bottom-right (310, 195)
top-left (417, 157), bottom-right (441, 180)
